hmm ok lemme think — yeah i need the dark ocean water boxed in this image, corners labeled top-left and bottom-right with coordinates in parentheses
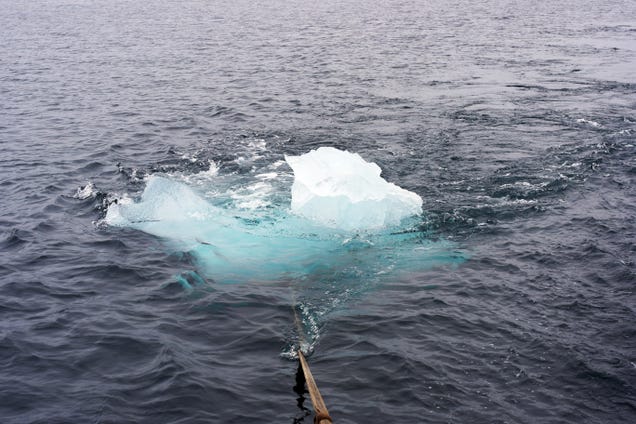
top-left (1, 0), bottom-right (636, 423)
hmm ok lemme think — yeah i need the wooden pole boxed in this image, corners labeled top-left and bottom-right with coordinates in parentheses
top-left (298, 350), bottom-right (333, 424)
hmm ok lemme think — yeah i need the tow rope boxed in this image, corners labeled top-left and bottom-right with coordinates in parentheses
top-left (291, 293), bottom-right (333, 423)
top-left (297, 349), bottom-right (333, 424)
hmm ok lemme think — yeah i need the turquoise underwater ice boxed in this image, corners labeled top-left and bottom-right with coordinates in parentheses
top-left (106, 148), bottom-right (465, 284)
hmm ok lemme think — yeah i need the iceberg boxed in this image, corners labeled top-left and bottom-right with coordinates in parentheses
top-left (285, 147), bottom-right (423, 231)
top-left (105, 147), bottom-right (461, 284)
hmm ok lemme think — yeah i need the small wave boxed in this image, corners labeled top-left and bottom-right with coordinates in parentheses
top-left (1, 228), bottom-right (30, 250)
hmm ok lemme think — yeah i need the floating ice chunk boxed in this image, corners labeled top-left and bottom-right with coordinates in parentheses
top-left (104, 176), bottom-right (232, 247)
top-left (75, 182), bottom-right (95, 200)
top-left (105, 176), bottom-right (213, 224)
top-left (104, 157), bottom-right (462, 283)
top-left (285, 147), bottom-right (423, 231)
top-left (104, 175), bottom-right (342, 280)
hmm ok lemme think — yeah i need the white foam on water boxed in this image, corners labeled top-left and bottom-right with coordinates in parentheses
top-left (169, 160), bottom-right (219, 187)
top-left (576, 118), bottom-right (602, 128)
top-left (201, 161), bottom-right (219, 177)
top-left (229, 181), bottom-right (274, 210)
top-left (75, 182), bottom-right (95, 200)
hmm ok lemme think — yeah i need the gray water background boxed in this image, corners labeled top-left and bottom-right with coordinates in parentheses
top-left (1, 0), bottom-right (636, 423)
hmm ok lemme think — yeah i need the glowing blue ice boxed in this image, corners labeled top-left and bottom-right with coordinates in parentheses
top-left (105, 148), bottom-right (463, 283)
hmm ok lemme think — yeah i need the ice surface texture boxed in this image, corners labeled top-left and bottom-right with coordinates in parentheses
top-left (286, 147), bottom-right (423, 231)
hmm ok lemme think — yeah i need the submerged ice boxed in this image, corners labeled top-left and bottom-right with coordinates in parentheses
top-left (105, 148), bottom-right (461, 283)
top-left (286, 147), bottom-right (423, 231)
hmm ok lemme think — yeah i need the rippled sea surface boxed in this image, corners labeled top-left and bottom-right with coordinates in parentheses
top-left (2, 1), bottom-right (636, 423)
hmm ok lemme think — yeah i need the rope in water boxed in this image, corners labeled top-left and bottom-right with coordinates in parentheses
top-left (297, 350), bottom-right (333, 424)
top-left (291, 291), bottom-right (333, 423)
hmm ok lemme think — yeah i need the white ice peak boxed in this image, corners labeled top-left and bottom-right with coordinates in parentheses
top-left (285, 147), bottom-right (423, 231)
